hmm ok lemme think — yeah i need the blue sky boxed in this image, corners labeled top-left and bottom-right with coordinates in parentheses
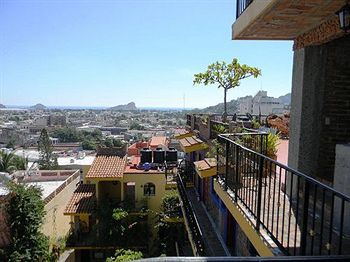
top-left (0, 0), bottom-right (293, 108)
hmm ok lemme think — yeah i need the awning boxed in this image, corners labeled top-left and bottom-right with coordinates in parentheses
top-left (179, 136), bottom-right (208, 153)
top-left (174, 130), bottom-right (194, 140)
top-left (194, 158), bottom-right (217, 179)
top-left (64, 184), bottom-right (96, 215)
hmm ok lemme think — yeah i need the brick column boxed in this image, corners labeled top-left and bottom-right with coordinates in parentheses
top-left (288, 34), bottom-right (350, 184)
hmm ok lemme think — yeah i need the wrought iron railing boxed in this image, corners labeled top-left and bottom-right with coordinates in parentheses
top-left (177, 173), bottom-right (206, 256)
top-left (217, 134), bottom-right (350, 256)
top-left (226, 132), bottom-right (268, 155)
top-left (236, 0), bottom-right (254, 18)
top-left (187, 114), bottom-right (192, 127)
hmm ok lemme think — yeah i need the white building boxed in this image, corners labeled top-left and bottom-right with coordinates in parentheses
top-left (238, 91), bottom-right (285, 116)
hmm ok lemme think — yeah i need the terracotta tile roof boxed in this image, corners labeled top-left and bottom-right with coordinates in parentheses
top-left (86, 155), bottom-right (127, 179)
top-left (194, 158), bottom-right (217, 171)
top-left (64, 184), bottom-right (96, 215)
top-left (175, 129), bottom-right (187, 135)
top-left (150, 136), bottom-right (167, 148)
top-left (179, 136), bottom-right (204, 147)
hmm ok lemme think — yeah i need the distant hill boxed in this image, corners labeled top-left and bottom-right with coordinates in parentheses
top-left (30, 103), bottom-right (47, 110)
top-left (278, 93), bottom-right (291, 105)
top-left (109, 102), bottom-right (137, 111)
top-left (195, 99), bottom-right (238, 114)
top-left (0, 104), bottom-right (6, 108)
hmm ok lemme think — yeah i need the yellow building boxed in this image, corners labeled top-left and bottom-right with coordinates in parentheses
top-left (64, 152), bottom-right (176, 260)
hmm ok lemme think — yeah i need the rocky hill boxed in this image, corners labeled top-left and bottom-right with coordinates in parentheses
top-left (0, 104), bottom-right (6, 108)
top-left (109, 102), bottom-right (137, 111)
top-left (191, 99), bottom-right (238, 114)
top-left (30, 103), bottom-right (47, 110)
top-left (278, 93), bottom-right (291, 105)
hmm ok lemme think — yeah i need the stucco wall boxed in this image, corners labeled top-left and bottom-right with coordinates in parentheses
top-left (42, 174), bottom-right (80, 241)
top-left (123, 172), bottom-right (167, 213)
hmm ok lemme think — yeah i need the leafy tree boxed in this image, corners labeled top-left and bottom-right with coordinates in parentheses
top-left (82, 139), bottom-right (96, 150)
top-left (113, 139), bottom-right (124, 147)
top-left (156, 191), bottom-right (184, 256)
top-left (129, 122), bottom-right (144, 130)
top-left (5, 182), bottom-right (50, 261)
top-left (106, 249), bottom-right (143, 262)
top-left (38, 129), bottom-right (58, 170)
top-left (193, 58), bottom-right (261, 122)
top-left (104, 137), bottom-right (114, 148)
top-left (91, 129), bottom-right (103, 139)
top-left (90, 203), bottom-right (148, 248)
top-left (103, 138), bottom-right (124, 148)
top-left (51, 127), bottom-right (82, 142)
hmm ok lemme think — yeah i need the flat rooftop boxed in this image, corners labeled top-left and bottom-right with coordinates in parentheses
top-left (58, 155), bottom-right (95, 166)
top-left (27, 180), bottom-right (65, 198)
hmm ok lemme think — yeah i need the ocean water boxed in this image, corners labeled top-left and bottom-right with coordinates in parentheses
top-left (3, 105), bottom-right (194, 111)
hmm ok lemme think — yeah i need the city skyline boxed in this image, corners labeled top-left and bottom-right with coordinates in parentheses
top-left (1, 0), bottom-right (293, 108)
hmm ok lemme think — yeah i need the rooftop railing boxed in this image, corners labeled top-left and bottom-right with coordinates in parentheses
top-left (217, 134), bottom-right (350, 256)
top-left (236, 0), bottom-right (254, 18)
top-left (177, 171), bottom-right (206, 256)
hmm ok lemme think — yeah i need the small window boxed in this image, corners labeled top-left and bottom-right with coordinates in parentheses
top-left (144, 182), bottom-right (156, 196)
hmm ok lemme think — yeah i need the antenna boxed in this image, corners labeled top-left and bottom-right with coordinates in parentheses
top-left (183, 93), bottom-right (186, 111)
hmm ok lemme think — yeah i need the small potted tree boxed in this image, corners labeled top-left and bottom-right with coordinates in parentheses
top-left (266, 132), bottom-right (279, 160)
top-left (263, 132), bottom-right (280, 177)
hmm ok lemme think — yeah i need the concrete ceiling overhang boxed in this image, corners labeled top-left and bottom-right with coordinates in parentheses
top-left (232, 0), bottom-right (346, 40)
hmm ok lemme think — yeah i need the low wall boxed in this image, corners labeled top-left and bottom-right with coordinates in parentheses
top-left (42, 170), bottom-right (80, 241)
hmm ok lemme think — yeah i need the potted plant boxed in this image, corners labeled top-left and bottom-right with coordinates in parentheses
top-left (263, 132), bottom-right (280, 177)
top-left (266, 132), bottom-right (279, 160)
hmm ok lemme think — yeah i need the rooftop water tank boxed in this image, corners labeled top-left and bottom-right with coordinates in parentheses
top-left (166, 148), bottom-right (177, 163)
top-left (153, 147), bottom-right (165, 165)
top-left (140, 148), bottom-right (152, 164)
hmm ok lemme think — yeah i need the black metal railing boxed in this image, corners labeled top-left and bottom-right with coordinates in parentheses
top-left (187, 114), bottom-right (192, 127)
top-left (177, 173), bottom-right (206, 256)
top-left (227, 132), bottom-right (268, 155)
top-left (236, 0), bottom-right (254, 18)
top-left (217, 134), bottom-right (350, 256)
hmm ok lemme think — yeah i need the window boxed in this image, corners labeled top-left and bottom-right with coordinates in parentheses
top-left (144, 182), bottom-right (156, 196)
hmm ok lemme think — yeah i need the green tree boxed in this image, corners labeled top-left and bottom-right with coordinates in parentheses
top-left (12, 155), bottom-right (28, 170)
top-left (5, 182), bottom-right (50, 261)
top-left (106, 249), bottom-right (143, 262)
top-left (129, 122), bottom-right (144, 130)
top-left (104, 137), bottom-right (114, 148)
top-left (38, 129), bottom-right (58, 170)
top-left (156, 191), bottom-right (184, 256)
top-left (82, 139), bottom-right (96, 150)
top-left (0, 152), bottom-right (17, 173)
top-left (6, 139), bottom-right (15, 149)
top-left (103, 138), bottom-right (124, 148)
top-left (193, 58), bottom-right (261, 122)
top-left (51, 127), bottom-right (82, 142)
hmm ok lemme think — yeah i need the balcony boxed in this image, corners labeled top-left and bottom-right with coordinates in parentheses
top-left (186, 113), bottom-right (255, 141)
top-left (215, 133), bottom-right (350, 256)
top-left (232, 0), bottom-right (345, 40)
top-left (66, 199), bottom-right (149, 249)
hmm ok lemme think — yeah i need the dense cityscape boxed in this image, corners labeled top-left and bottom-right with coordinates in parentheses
top-left (1, 0), bottom-right (350, 262)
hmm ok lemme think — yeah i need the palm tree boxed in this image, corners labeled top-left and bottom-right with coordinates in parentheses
top-left (0, 151), bottom-right (17, 173)
top-left (12, 155), bottom-right (28, 170)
